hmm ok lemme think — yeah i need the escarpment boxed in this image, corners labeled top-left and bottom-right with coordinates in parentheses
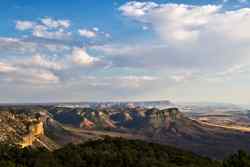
top-left (2, 105), bottom-right (250, 159)
top-left (0, 110), bottom-right (45, 148)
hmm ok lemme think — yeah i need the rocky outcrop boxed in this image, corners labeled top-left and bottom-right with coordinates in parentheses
top-left (48, 107), bottom-right (183, 131)
top-left (146, 108), bottom-right (182, 129)
top-left (29, 121), bottom-right (44, 136)
top-left (0, 110), bottom-right (46, 148)
top-left (80, 118), bottom-right (94, 129)
top-left (19, 121), bottom-right (44, 148)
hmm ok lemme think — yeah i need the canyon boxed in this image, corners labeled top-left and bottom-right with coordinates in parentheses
top-left (1, 104), bottom-right (250, 159)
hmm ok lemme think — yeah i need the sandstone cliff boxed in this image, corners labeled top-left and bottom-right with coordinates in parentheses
top-left (19, 121), bottom-right (44, 148)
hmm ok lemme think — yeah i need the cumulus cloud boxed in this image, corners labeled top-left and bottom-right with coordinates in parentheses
top-left (119, 2), bottom-right (250, 42)
top-left (119, 1), bottom-right (158, 17)
top-left (0, 37), bottom-right (37, 54)
top-left (78, 29), bottom-right (97, 38)
top-left (14, 69), bottom-right (60, 84)
top-left (28, 69), bottom-right (60, 84)
top-left (117, 2), bottom-right (250, 72)
top-left (71, 47), bottom-right (99, 66)
top-left (120, 2), bottom-right (222, 42)
top-left (0, 61), bottom-right (59, 85)
top-left (0, 55), bottom-right (62, 85)
top-left (41, 17), bottom-right (70, 29)
top-left (19, 54), bottom-right (64, 70)
top-left (78, 27), bottom-right (111, 39)
top-left (0, 35), bottom-right (109, 86)
top-left (32, 25), bottom-right (71, 39)
top-left (16, 20), bottom-right (35, 31)
top-left (0, 37), bottom-right (70, 56)
top-left (93, 27), bottom-right (99, 32)
top-left (0, 37), bottom-right (65, 85)
top-left (16, 17), bottom-right (71, 39)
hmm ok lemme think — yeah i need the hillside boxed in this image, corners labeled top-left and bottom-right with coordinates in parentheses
top-left (0, 138), bottom-right (221, 167)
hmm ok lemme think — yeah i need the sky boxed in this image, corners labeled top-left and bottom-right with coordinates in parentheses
top-left (0, 0), bottom-right (250, 104)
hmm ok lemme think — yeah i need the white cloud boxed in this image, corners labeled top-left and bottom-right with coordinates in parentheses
top-left (0, 37), bottom-right (37, 54)
top-left (71, 47), bottom-right (99, 66)
top-left (16, 17), bottom-right (71, 39)
top-left (78, 27), bottom-right (111, 38)
top-left (0, 37), bottom-right (70, 55)
top-left (214, 63), bottom-right (250, 78)
top-left (120, 3), bottom-right (221, 42)
top-left (93, 27), bottom-right (99, 32)
top-left (170, 71), bottom-right (194, 83)
top-left (22, 69), bottom-right (59, 84)
top-left (8, 69), bottom-right (60, 85)
top-left (0, 37), bottom-right (20, 42)
top-left (0, 62), bottom-right (17, 73)
top-left (91, 44), bottom-right (148, 56)
top-left (16, 20), bottom-right (35, 31)
top-left (27, 69), bottom-right (60, 84)
top-left (0, 37), bottom-right (64, 85)
top-left (117, 2), bottom-right (250, 72)
top-left (41, 17), bottom-right (70, 29)
top-left (16, 18), bottom-right (70, 32)
top-left (119, 1), bottom-right (158, 17)
top-left (78, 29), bottom-right (97, 38)
top-left (79, 75), bottom-right (158, 88)
top-left (32, 24), bottom-right (71, 39)
top-left (27, 54), bottom-right (64, 70)
top-left (0, 61), bottom-right (59, 85)
top-left (119, 2), bottom-right (250, 43)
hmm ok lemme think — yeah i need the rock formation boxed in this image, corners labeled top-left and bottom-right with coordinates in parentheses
top-left (19, 121), bottom-right (44, 148)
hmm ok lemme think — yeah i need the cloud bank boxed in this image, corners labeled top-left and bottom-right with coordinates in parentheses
top-left (0, 1), bottom-right (250, 103)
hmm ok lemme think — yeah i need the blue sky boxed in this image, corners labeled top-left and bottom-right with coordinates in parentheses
top-left (0, 0), bottom-right (250, 104)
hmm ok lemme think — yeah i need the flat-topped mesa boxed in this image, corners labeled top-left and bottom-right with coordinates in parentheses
top-left (146, 108), bottom-right (183, 129)
top-left (19, 121), bottom-right (44, 148)
top-left (147, 108), bottom-right (182, 120)
top-left (164, 107), bottom-right (183, 119)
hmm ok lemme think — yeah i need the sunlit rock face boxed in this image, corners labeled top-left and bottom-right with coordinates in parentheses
top-left (19, 121), bottom-right (45, 148)
top-left (29, 121), bottom-right (44, 136)
top-left (0, 109), bottom-right (45, 148)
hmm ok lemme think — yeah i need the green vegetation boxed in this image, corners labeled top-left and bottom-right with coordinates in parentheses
top-left (223, 150), bottom-right (250, 167)
top-left (0, 138), bottom-right (248, 167)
